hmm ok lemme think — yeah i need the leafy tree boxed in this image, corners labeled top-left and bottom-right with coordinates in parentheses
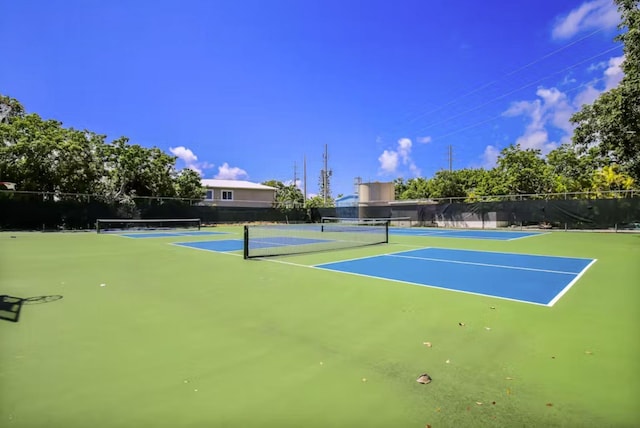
top-left (493, 144), bottom-right (555, 195)
top-left (174, 168), bottom-right (205, 199)
top-left (305, 194), bottom-right (334, 208)
top-left (0, 113), bottom-right (67, 193)
top-left (570, 0), bottom-right (640, 181)
top-left (0, 95), bottom-right (25, 124)
top-left (263, 180), bottom-right (304, 208)
top-left (591, 164), bottom-right (635, 195)
top-left (546, 144), bottom-right (601, 193)
top-left (393, 178), bottom-right (408, 199)
top-left (399, 177), bottom-right (430, 199)
top-left (474, 169), bottom-right (508, 198)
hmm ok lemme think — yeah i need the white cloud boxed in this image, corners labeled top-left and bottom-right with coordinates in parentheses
top-left (573, 85), bottom-right (601, 108)
top-left (214, 162), bottom-right (248, 180)
top-left (378, 138), bottom-right (420, 176)
top-left (574, 55), bottom-right (624, 109)
top-left (169, 146), bottom-right (214, 176)
top-left (397, 138), bottom-right (412, 163)
top-left (417, 136), bottom-right (432, 144)
top-left (552, 0), bottom-right (619, 40)
top-left (378, 150), bottom-right (399, 173)
top-left (604, 55), bottom-right (624, 90)
top-left (503, 52), bottom-right (626, 157)
top-left (482, 145), bottom-right (500, 168)
top-left (170, 146), bottom-right (198, 164)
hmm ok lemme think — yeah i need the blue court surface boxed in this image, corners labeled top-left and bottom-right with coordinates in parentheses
top-left (173, 236), bottom-right (330, 253)
top-left (315, 248), bottom-right (596, 306)
top-left (389, 228), bottom-right (543, 240)
top-left (120, 231), bottom-right (227, 238)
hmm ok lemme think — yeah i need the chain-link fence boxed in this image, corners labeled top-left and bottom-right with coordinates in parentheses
top-left (2, 190), bottom-right (639, 231)
top-left (0, 191), bottom-right (308, 230)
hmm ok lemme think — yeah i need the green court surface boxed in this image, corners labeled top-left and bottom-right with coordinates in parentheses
top-left (1, 227), bottom-right (639, 427)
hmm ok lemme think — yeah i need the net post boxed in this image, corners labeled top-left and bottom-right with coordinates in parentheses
top-left (198, 218), bottom-right (202, 230)
top-left (243, 225), bottom-right (249, 259)
top-left (96, 220), bottom-right (100, 234)
top-left (385, 220), bottom-right (389, 243)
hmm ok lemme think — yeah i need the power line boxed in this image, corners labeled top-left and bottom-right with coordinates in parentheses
top-left (413, 45), bottom-right (622, 135)
top-left (398, 28), bottom-right (607, 130)
top-left (430, 75), bottom-right (609, 142)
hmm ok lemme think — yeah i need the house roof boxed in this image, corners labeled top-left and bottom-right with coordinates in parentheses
top-left (201, 179), bottom-right (276, 191)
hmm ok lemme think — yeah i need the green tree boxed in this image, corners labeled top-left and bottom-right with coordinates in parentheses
top-left (305, 195), bottom-right (334, 208)
top-left (174, 168), bottom-right (205, 199)
top-left (263, 180), bottom-right (304, 208)
top-left (393, 178), bottom-right (408, 199)
top-left (546, 144), bottom-right (601, 193)
top-left (0, 95), bottom-right (25, 124)
top-left (399, 177), bottom-right (430, 199)
top-left (101, 138), bottom-right (176, 200)
top-left (591, 164), bottom-right (635, 196)
top-left (493, 144), bottom-right (555, 195)
top-left (570, 0), bottom-right (640, 181)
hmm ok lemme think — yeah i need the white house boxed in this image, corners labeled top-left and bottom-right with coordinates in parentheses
top-left (201, 179), bottom-right (276, 208)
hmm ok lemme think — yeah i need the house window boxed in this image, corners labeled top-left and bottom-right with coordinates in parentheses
top-left (205, 190), bottom-right (213, 200)
top-left (222, 190), bottom-right (233, 200)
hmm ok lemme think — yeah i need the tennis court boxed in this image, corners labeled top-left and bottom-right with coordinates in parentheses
top-left (2, 226), bottom-right (639, 428)
top-left (315, 247), bottom-right (596, 306)
top-left (118, 231), bottom-right (227, 238)
top-left (389, 227), bottom-right (544, 240)
top-left (173, 236), bottom-right (330, 253)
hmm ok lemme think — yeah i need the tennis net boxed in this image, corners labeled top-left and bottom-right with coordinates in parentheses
top-left (96, 218), bottom-right (201, 233)
top-left (321, 216), bottom-right (414, 228)
top-left (244, 221), bottom-right (389, 259)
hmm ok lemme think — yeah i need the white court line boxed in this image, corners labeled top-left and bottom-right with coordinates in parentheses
top-left (507, 231), bottom-right (552, 241)
top-left (384, 253), bottom-right (580, 275)
top-left (169, 242), bottom-right (242, 257)
top-left (395, 245), bottom-right (596, 261)
top-left (546, 258), bottom-right (598, 307)
top-left (313, 246), bottom-right (433, 267)
top-left (311, 264), bottom-right (549, 307)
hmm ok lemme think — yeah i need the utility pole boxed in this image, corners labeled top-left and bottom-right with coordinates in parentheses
top-left (303, 155), bottom-right (307, 202)
top-left (448, 145), bottom-right (453, 171)
top-left (320, 144), bottom-right (332, 207)
top-left (293, 161), bottom-right (297, 186)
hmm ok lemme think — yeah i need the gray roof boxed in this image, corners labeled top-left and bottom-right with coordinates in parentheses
top-left (201, 179), bottom-right (276, 190)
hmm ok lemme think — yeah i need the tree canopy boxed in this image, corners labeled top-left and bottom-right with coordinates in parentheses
top-left (393, 143), bottom-right (635, 201)
top-left (570, 0), bottom-right (640, 181)
top-left (0, 95), bottom-right (204, 201)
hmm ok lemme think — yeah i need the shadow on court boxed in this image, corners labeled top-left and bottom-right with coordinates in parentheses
top-left (0, 295), bottom-right (63, 323)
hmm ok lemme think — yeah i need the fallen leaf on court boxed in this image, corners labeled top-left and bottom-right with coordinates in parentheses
top-left (476, 402), bottom-right (483, 405)
top-left (416, 373), bottom-right (432, 384)
top-left (423, 342), bottom-right (432, 347)
top-left (546, 403), bottom-right (553, 407)
top-left (99, 283), bottom-right (106, 287)
top-left (445, 359), bottom-right (450, 364)
top-left (505, 377), bottom-right (514, 380)
top-left (435, 407), bottom-right (441, 412)
top-left (458, 322), bottom-right (465, 326)
top-left (485, 327), bottom-right (491, 331)
top-left (506, 388), bottom-right (511, 395)
top-left (490, 306), bottom-right (496, 309)
top-left (362, 378), bottom-right (367, 382)
top-left (585, 350), bottom-right (593, 355)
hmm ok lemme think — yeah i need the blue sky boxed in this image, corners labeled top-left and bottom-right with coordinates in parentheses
top-left (0, 0), bottom-right (625, 197)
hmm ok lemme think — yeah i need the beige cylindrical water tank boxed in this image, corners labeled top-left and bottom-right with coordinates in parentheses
top-left (358, 182), bottom-right (395, 203)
